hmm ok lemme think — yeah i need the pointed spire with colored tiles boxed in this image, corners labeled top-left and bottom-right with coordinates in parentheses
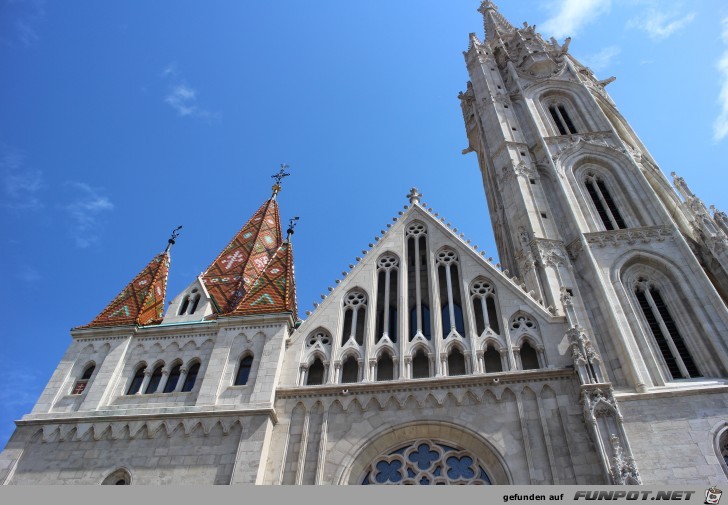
top-left (478, 1), bottom-right (515, 41)
top-left (82, 251), bottom-right (171, 328)
top-left (201, 167), bottom-right (291, 315)
top-left (230, 239), bottom-right (297, 319)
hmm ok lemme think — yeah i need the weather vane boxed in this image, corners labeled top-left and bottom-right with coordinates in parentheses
top-left (271, 164), bottom-right (291, 197)
top-left (286, 216), bottom-right (300, 240)
top-left (165, 225), bottom-right (183, 252)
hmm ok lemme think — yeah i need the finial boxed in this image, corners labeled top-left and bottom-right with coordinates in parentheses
top-left (407, 187), bottom-right (422, 205)
top-left (271, 164), bottom-right (291, 198)
top-left (478, 1), bottom-right (498, 14)
top-left (286, 216), bottom-right (300, 241)
top-left (165, 225), bottom-right (183, 253)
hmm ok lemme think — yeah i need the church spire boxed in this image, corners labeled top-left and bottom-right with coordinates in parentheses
top-left (201, 167), bottom-right (293, 314)
top-left (478, 1), bottom-right (515, 41)
top-left (81, 249), bottom-right (171, 329)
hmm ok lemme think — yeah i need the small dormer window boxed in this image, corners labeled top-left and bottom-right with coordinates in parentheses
top-left (178, 288), bottom-right (201, 316)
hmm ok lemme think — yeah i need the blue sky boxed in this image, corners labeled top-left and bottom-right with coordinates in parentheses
top-left (1, 0), bottom-right (727, 449)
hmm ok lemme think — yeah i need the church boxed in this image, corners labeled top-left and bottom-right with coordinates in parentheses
top-left (2, 1), bottom-right (728, 485)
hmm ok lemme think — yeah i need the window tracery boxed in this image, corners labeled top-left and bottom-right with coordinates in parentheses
top-left (375, 254), bottom-right (400, 344)
top-left (342, 291), bottom-right (367, 346)
top-left (470, 279), bottom-right (501, 336)
top-left (361, 440), bottom-right (492, 485)
top-left (585, 173), bottom-right (627, 231)
top-left (633, 278), bottom-right (700, 379)
top-left (437, 249), bottom-right (466, 338)
top-left (407, 223), bottom-right (432, 341)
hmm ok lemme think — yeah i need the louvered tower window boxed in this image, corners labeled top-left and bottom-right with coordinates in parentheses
top-left (549, 105), bottom-right (578, 135)
top-left (585, 174), bottom-right (627, 230)
top-left (634, 280), bottom-right (700, 379)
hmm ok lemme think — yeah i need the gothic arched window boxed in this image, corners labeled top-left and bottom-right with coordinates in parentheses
top-left (407, 222), bottom-right (432, 341)
top-left (163, 363), bottom-right (182, 393)
top-left (436, 249), bottom-right (466, 338)
top-left (634, 278), bottom-right (700, 379)
top-left (483, 345), bottom-right (503, 373)
top-left (342, 291), bottom-right (367, 346)
top-left (447, 347), bottom-right (467, 376)
top-left (235, 355), bottom-right (254, 386)
top-left (127, 365), bottom-right (146, 395)
top-left (375, 254), bottom-right (399, 344)
top-left (181, 362), bottom-right (200, 392)
top-left (307, 358), bottom-right (325, 386)
top-left (377, 352), bottom-right (394, 381)
top-left (341, 356), bottom-right (360, 384)
top-left (72, 363), bottom-right (95, 395)
top-left (520, 342), bottom-right (540, 370)
top-left (470, 279), bottom-right (501, 336)
top-left (412, 349), bottom-right (430, 379)
top-left (585, 173), bottom-right (627, 230)
top-left (145, 364), bottom-right (164, 394)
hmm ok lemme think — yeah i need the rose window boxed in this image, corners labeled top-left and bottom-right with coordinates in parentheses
top-left (361, 440), bottom-right (491, 485)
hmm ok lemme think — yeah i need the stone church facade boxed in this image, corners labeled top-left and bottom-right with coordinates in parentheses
top-left (2, 2), bottom-right (728, 485)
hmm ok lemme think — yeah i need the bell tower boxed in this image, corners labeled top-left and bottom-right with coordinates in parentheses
top-left (459, 1), bottom-right (728, 393)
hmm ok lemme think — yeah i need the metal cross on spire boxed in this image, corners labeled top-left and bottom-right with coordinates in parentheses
top-left (165, 225), bottom-right (183, 253)
top-left (271, 164), bottom-right (291, 198)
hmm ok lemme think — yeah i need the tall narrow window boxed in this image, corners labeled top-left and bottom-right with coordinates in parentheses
top-left (483, 346), bottom-right (503, 373)
top-left (377, 352), bottom-right (394, 381)
top-left (307, 358), bottom-right (325, 386)
top-left (163, 364), bottom-right (182, 393)
top-left (145, 364), bottom-right (164, 394)
top-left (448, 348), bottom-right (467, 376)
top-left (549, 104), bottom-right (578, 135)
top-left (585, 174), bottom-right (627, 230)
top-left (407, 223), bottom-right (432, 341)
top-left (178, 296), bottom-right (190, 315)
top-left (72, 364), bottom-right (95, 395)
top-left (470, 280), bottom-right (501, 336)
top-left (375, 255), bottom-right (399, 343)
top-left (342, 291), bottom-right (367, 346)
top-left (341, 356), bottom-right (359, 383)
top-left (436, 249), bottom-right (466, 338)
top-left (520, 342), bottom-right (540, 370)
top-left (635, 280), bottom-right (700, 379)
top-left (235, 355), bottom-right (254, 385)
top-left (181, 362), bottom-right (200, 392)
top-left (127, 366), bottom-right (145, 395)
top-left (412, 350), bottom-right (430, 379)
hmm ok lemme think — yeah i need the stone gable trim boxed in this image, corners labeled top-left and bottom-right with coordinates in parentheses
top-left (18, 405), bottom-right (277, 426)
top-left (15, 412), bottom-right (270, 443)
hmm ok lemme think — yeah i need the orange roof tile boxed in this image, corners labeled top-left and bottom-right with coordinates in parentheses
top-left (81, 251), bottom-right (170, 329)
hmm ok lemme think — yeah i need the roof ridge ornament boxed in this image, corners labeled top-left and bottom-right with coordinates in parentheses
top-left (286, 216), bottom-right (300, 241)
top-left (272, 164), bottom-right (291, 198)
top-left (165, 225), bottom-right (183, 253)
top-left (407, 187), bottom-right (422, 205)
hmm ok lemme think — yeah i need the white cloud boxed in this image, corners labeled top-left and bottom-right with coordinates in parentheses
top-left (540, 0), bottom-right (612, 39)
top-left (161, 64), bottom-right (219, 122)
top-left (64, 182), bottom-right (114, 248)
top-left (714, 18), bottom-right (728, 142)
top-left (17, 264), bottom-right (41, 283)
top-left (629, 8), bottom-right (696, 40)
top-left (583, 45), bottom-right (621, 72)
top-left (1, 149), bottom-right (44, 210)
